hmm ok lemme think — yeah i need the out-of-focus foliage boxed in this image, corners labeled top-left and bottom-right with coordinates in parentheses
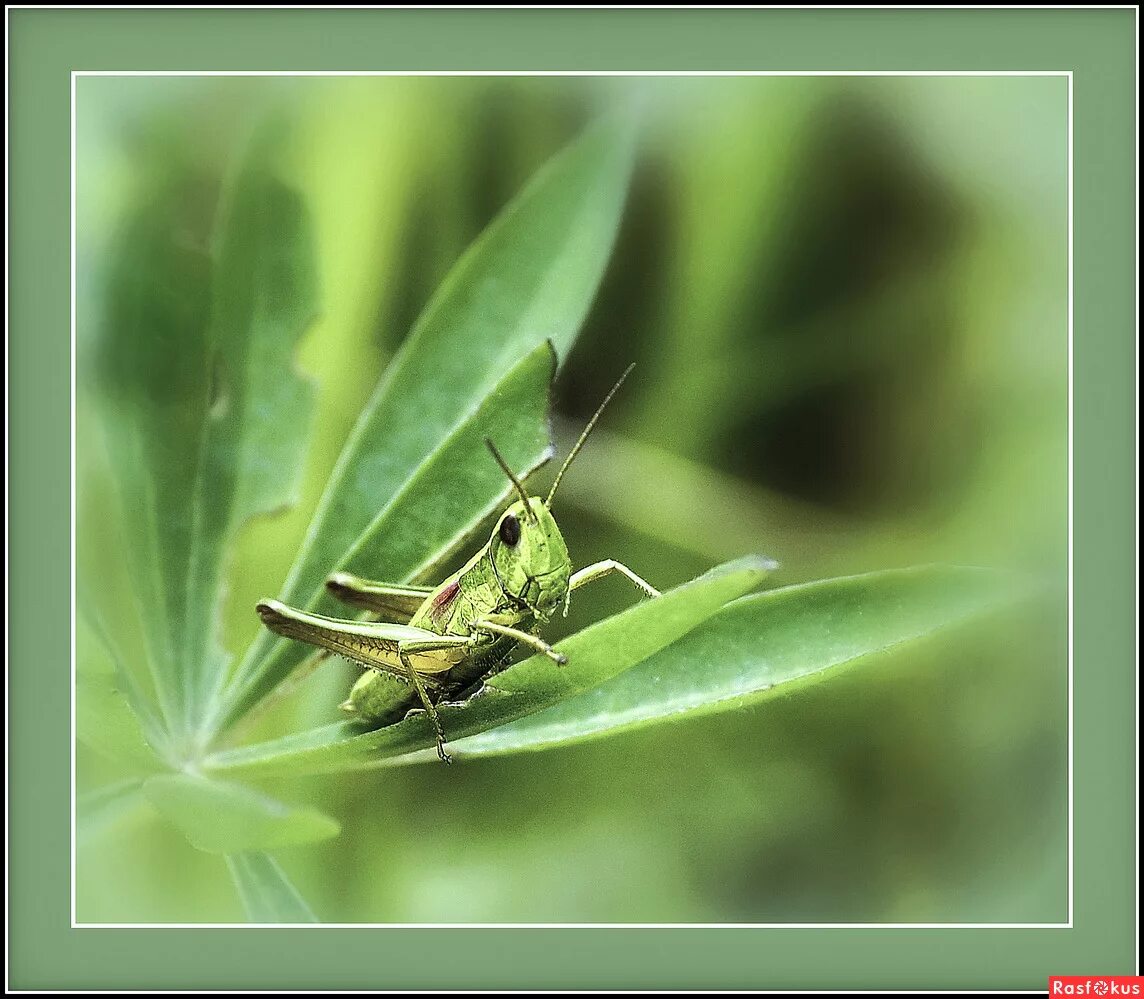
top-left (76, 76), bottom-right (1067, 924)
top-left (225, 853), bottom-right (318, 924)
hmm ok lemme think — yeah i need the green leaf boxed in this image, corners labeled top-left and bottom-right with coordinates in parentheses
top-left (182, 140), bottom-right (319, 728)
top-left (205, 556), bottom-right (774, 778)
top-left (88, 135), bottom-right (318, 737)
top-left (225, 852), bottom-right (318, 923)
top-left (77, 780), bottom-right (153, 848)
top-left (143, 774), bottom-right (340, 854)
top-left (90, 168), bottom-right (214, 732)
top-left (77, 673), bottom-right (164, 773)
top-left (218, 114), bottom-right (635, 731)
top-left (77, 610), bottom-right (165, 750)
top-left (450, 565), bottom-right (1023, 758)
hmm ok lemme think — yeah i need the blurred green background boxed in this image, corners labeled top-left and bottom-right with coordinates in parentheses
top-left (76, 74), bottom-right (1068, 923)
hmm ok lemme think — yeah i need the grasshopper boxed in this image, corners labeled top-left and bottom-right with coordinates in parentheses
top-left (256, 365), bottom-right (659, 763)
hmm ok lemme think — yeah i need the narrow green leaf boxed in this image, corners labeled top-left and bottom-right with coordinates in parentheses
top-left (205, 556), bottom-right (773, 778)
top-left (183, 139), bottom-right (319, 727)
top-left (77, 673), bottom-right (164, 773)
top-left (225, 852), bottom-right (318, 923)
top-left (220, 114), bottom-right (634, 730)
top-left (143, 774), bottom-right (340, 854)
top-left (90, 167), bottom-right (214, 731)
top-left (451, 565), bottom-right (1023, 757)
top-left (77, 780), bottom-right (153, 848)
top-left (88, 135), bottom-right (319, 738)
top-left (77, 608), bottom-right (165, 750)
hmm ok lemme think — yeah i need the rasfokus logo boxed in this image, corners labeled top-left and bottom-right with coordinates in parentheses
top-left (1050, 978), bottom-right (1144, 996)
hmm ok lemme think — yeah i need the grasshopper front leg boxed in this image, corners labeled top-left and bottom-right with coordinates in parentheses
top-left (473, 619), bottom-right (568, 665)
top-left (566, 560), bottom-right (661, 616)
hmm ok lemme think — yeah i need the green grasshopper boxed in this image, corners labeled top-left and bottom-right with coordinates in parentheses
top-left (256, 365), bottom-right (659, 763)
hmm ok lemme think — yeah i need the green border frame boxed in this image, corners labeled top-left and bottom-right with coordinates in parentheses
top-left (8, 8), bottom-right (1136, 990)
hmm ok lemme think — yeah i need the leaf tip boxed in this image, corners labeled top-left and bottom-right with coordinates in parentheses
top-left (712, 553), bottom-right (782, 581)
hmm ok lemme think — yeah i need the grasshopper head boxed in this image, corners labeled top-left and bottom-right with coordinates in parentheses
top-left (490, 497), bottom-right (571, 621)
top-left (483, 365), bottom-right (634, 622)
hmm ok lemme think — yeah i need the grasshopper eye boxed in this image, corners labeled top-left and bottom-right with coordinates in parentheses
top-left (499, 513), bottom-right (521, 547)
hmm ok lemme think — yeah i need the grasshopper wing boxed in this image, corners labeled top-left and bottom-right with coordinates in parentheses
top-left (256, 599), bottom-right (465, 676)
top-left (325, 573), bottom-right (433, 622)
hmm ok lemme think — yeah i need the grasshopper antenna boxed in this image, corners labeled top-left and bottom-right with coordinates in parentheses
top-left (485, 437), bottom-right (538, 524)
top-left (546, 363), bottom-right (635, 508)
